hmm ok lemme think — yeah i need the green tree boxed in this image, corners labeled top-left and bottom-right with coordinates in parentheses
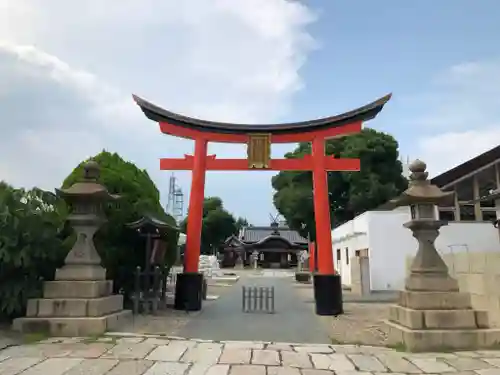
top-left (62, 151), bottom-right (178, 304)
top-left (272, 128), bottom-right (408, 239)
top-left (0, 183), bottom-right (67, 318)
top-left (235, 217), bottom-right (249, 231)
top-left (181, 197), bottom-right (238, 254)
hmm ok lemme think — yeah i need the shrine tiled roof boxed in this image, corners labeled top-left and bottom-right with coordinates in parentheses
top-left (240, 226), bottom-right (308, 244)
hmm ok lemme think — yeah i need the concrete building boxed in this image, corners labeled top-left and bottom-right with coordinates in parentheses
top-left (332, 145), bottom-right (500, 293)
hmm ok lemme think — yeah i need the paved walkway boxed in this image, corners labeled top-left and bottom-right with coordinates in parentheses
top-left (1, 333), bottom-right (500, 374)
top-left (177, 276), bottom-right (331, 344)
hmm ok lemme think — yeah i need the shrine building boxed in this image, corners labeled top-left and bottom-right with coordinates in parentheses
top-left (220, 222), bottom-right (308, 268)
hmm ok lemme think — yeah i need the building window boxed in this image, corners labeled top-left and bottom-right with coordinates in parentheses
top-left (482, 209), bottom-right (498, 222)
top-left (438, 208), bottom-right (455, 221)
top-left (459, 204), bottom-right (476, 221)
top-left (336, 249), bottom-right (341, 261)
top-left (345, 248), bottom-right (349, 265)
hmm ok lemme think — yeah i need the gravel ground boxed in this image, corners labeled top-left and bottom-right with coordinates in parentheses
top-left (293, 283), bottom-right (392, 346)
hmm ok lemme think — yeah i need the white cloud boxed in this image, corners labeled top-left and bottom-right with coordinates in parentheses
top-left (0, 0), bottom-right (316, 224)
top-left (413, 59), bottom-right (500, 177)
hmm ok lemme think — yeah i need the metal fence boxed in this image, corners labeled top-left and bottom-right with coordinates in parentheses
top-left (241, 286), bottom-right (275, 314)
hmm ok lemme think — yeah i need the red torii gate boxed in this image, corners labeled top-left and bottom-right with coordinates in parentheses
top-left (133, 93), bottom-right (391, 315)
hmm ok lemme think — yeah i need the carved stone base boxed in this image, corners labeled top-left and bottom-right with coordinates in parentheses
top-left (13, 311), bottom-right (131, 336)
top-left (386, 289), bottom-right (500, 351)
top-left (55, 265), bottom-right (106, 281)
top-left (13, 267), bottom-right (130, 336)
top-left (405, 273), bottom-right (459, 292)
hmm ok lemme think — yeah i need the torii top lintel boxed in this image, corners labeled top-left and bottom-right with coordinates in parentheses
top-left (133, 93), bottom-right (391, 143)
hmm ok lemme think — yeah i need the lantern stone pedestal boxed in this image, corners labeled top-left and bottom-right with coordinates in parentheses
top-left (13, 265), bottom-right (131, 336)
top-left (384, 160), bottom-right (500, 351)
top-left (13, 161), bottom-right (131, 336)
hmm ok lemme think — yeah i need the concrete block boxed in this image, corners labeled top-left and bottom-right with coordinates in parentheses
top-left (478, 328), bottom-right (500, 346)
top-left (456, 275), bottom-right (470, 292)
top-left (470, 294), bottom-right (489, 311)
top-left (465, 273), bottom-right (486, 295)
top-left (87, 295), bottom-right (123, 317)
top-left (475, 310), bottom-right (490, 328)
top-left (383, 320), bottom-right (499, 352)
top-left (44, 280), bottom-right (113, 298)
top-left (469, 252), bottom-right (488, 274)
top-left (405, 274), bottom-right (459, 292)
top-left (55, 265), bottom-right (106, 281)
top-left (488, 296), bottom-right (500, 312)
top-left (399, 291), bottom-right (471, 310)
top-left (484, 274), bottom-right (500, 296)
top-left (12, 310), bottom-right (132, 337)
top-left (485, 252), bottom-right (500, 273)
top-left (441, 254), bottom-right (455, 275)
top-left (26, 299), bottom-right (39, 317)
top-left (423, 309), bottom-right (477, 329)
top-left (34, 295), bottom-right (124, 318)
top-left (38, 298), bottom-right (88, 317)
top-left (389, 305), bottom-right (423, 329)
top-left (453, 252), bottom-right (471, 274)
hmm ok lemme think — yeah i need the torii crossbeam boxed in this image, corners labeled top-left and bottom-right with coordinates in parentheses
top-left (133, 93), bottom-right (391, 316)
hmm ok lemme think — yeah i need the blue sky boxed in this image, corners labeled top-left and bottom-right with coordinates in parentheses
top-left (1, 0), bottom-right (499, 225)
top-left (290, 0), bottom-right (500, 160)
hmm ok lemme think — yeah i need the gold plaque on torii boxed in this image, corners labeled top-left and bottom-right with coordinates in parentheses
top-left (247, 133), bottom-right (271, 169)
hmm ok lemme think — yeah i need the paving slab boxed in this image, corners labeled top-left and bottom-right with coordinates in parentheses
top-left (0, 334), bottom-right (500, 374)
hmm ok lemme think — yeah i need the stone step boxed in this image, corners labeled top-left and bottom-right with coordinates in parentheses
top-left (211, 276), bottom-right (239, 283)
top-left (389, 305), bottom-right (480, 329)
top-left (398, 290), bottom-right (471, 310)
top-left (385, 319), bottom-right (500, 352)
top-left (26, 295), bottom-right (123, 318)
top-left (13, 310), bottom-right (132, 337)
top-left (43, 280), bottom-right (113, 298)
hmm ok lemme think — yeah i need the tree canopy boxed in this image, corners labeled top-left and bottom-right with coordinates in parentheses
top-left (181, 197), bottom-right (248, 254)
top-left (0, 183), bottom-right (67, 318)
top-left (272, 128), bottom-right (408, 239)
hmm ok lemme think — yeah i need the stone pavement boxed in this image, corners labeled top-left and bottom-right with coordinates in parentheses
top-left (2, 333), bottom-right (500, 374)
top-left (177, 276), bottom-right (330, 343)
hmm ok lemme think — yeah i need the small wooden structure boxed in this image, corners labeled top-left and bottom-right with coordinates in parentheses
top-left (127, 214), bottom-right (179, 314)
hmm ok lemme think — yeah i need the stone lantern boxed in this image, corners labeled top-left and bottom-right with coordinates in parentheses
top-left (13, 160), bottom-right (130, 336)
top-left (389, 159), bottom-right (456, 292)
top-left (386, 159), bottom-right (500, 352)
top-left (54, 160), bottom-right (120, 280)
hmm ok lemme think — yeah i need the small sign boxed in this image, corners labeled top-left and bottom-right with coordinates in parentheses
top-left (247, 134), bottom-right (271, 169)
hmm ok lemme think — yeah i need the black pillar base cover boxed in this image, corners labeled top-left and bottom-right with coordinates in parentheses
top-left (174, 272), bottom-right (204, 311)
top-left (313, 273), bottom-right (344, 316)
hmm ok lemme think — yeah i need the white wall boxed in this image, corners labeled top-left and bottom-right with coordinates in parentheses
top-left (331, 212), bottom-right (370, 286)
top-left (333, 207), bottom-right (500, 291)
top-left (369, 210), bottom-right (500, 291)
top-left (367, 208), bottom-right (414, 291)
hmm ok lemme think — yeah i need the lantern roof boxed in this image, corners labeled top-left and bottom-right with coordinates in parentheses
top-left (390, 159), bottom-right (454, 207)
top-left (56, 160), bottom-right (120, 200)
